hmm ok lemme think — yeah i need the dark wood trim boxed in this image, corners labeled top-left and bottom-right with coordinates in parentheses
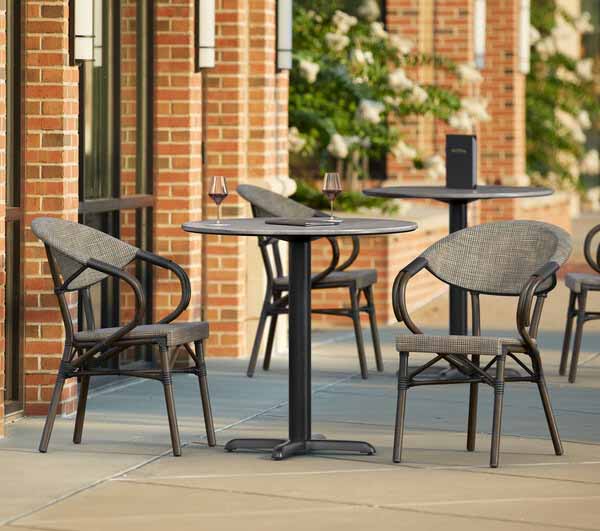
top-left (6, 207), bottom-right (22, 222)
top-left (78, 194), bottom-right (154, 214)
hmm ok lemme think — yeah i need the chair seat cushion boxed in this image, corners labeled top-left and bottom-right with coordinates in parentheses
top-left (273, 269), bottom-right (377, 290)
top-left (396, 334), bottom-right (527, 357)
top-left (565, 272), bottom-right (600, 293)
top-left (75, 322), bottom-right (209, 347)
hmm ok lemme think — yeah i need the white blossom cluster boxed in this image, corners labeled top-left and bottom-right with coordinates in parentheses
top-left (356, 99), bottom-right (385, 124)
top-left (357, 0), bottom-right (380, 22)
top-left (288, 127), bottom-right (306, 154)
top-left (555, 108), bottom-right (588, 143)
top-left (299, 59), bottom-right (320, 83)
top-left (424, 154), bottom-right (446, 180)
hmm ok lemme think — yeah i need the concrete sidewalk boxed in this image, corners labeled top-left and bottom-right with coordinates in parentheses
top-left (1, 284), bottom-right (600, 530)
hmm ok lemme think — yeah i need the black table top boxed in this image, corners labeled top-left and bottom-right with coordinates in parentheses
top-left (182, 218), bottom-right (418, 238)
top-left (363, 185), bottom-right (553, 203)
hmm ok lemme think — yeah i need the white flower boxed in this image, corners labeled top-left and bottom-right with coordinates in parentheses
top-left (558, 150), bottom-right (580, 178)
top-left (529, 25), bottom-right (542, 45)
top-left (581, 150), bottom-right (600, 174)
top-left (536, 36), bottom-right (556, 59)
top-left (556, 109), bottom-right (586, 143)
top-left (384, 95), bottom-right (401, 106)
top-left (449, 111), bottom-right (474, 132)
top-left (456, 62), bottom-right (483, 83)
top-left (424, 154), bottom-right (446, 180)
top-left (357, 99), bottom-right (385, 124)
top-left (390, 34), bottom-right (414, 55)
top-left (325, 32), bottom-right (350, 52)
top-left (370, 21), bottom-right (388, 40)
top-left (357, 0), bottom-right (380, 22)
top-left (577, 58), bottom-right (594, 81)
top-left (461, 97), bottom-right (490, 122)
top-left (287, 127), bottom-right (306, 153)
top-left (575, 12), bottom-right (594, 34)
top-left (391, 140), bottom-right (417, 161)
top-left (327, 133), bottom-right (349, 159)
top-left (351, 48), bottom-right (366, 65)
top-left (388, 68), bottom-right (414, 91)
top-left (556, 65), bottom-right (578, 83)
top-left (332, 10), bottom-right (357, 34)
top-left (586, 187), bottom-right (600, 211)
top-left (578, 110), bottom-right (592, 130)
top-left (408, 85), bottom-right (428, 105)
top-left (363, 51), bottom-right (374, 64)
top-left (298, 59), bottom-right (319, 83)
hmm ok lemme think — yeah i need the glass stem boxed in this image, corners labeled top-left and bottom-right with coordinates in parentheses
top-left (330, 200), bottom-right (334, 219)
top-left (217, 203), bottom-right (222, 224)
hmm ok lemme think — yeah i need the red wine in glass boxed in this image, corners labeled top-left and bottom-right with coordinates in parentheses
top-left (322, 172), bottom-right (342, 220)
top-left (209, 176), bottom-right (228, 225)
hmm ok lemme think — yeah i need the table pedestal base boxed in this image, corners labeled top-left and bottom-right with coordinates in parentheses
top-left (224, 437), bottom-right (376, 460)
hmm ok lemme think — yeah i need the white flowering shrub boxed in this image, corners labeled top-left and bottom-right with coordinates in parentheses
top-left (289, 0), bottom-right (485, 197)
top-left (527, 1), bottom-right (600, 190)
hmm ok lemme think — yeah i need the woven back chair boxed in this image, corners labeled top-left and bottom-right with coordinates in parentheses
top-left (391, 220), bottom-right (571, 467)
top-left (560, 223), bottom-right (600, 382)
top-left (32, 217), bottom-right (216, 456)
top-left (237, 184), bottom-right (383, 379)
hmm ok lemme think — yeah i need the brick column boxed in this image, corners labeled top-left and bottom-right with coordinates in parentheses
top-left (0, 0), bottom-right (7, 435)
top-left (154, 1), bottom-right (203, 324)
top-left (478, 0), bottom-right (525, 223)
top-left (202, 0), bottom-right (250, 357)
top-left (22, 0), bottom-right (79, 416)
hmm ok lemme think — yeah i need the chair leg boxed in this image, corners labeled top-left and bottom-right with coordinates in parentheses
top-left (364, 286), bottom-right (384, 373)
top-left (568, 290), bottom-right (587, 384)
top-left (490, 353), bottom-right (506, 468)
top-left (350, 286), bottom-right (368, 379)
top-left (263, 313), bottom-right (279, 371)
top-left (194, 340), bottom-right (216, 447)
top-left (393, 351), bottom-right (409, 463)
top-left (160, 345), bottom-right (182, 456)
top-left (559, 291), bottom-right (577, 376)
top-left (39, 344), bottom-right (72, 453)
top-left (247, 302), bottom-right (269, 377)
top-left (73, 375), bottom-right (90, 444)
top-left (532, 353), bottom-right (563, 456)
top-left (466, 354), bottom-right (480, 452)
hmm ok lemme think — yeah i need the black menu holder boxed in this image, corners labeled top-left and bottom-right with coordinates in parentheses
top-left (446, 134), bottom-right (477, 189)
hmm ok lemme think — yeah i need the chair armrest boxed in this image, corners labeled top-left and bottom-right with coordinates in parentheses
top-left (392, 257), bottom-right (428, 335)
top-left (77, 258), bottom-right (146, 359)
top-left (516, 261), bottom-right (559, 342)
top-left (137, 249), bottom-right (191, 324)
top-left (311, 237), bottom-right (340, 285)
top-left (336, 236), bottom-right (360, 271)
top-left (584, 224), bottom-right (600, 274)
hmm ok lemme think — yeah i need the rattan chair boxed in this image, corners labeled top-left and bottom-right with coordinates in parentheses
top-left (560, 223), bottom-right (600, 383)
top-left (391, 220), bottom-right (572, 468)
top-left (237, 185), bottom-right (383, 379)
top-left (32, 217), bottom-right (216, 456)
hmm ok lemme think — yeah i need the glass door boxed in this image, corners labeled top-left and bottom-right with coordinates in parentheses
top-left (5, 0), bottom-right (24, 415)
top-left (78, 0), bottom-right (154, 378)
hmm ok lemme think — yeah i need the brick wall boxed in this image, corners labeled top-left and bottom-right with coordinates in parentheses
top-left (0, 0), bottom-right (6, 435)
top-left (201, 0), bottom-right (251, 357)
top-left (22, 0), bottom-right (79, 416)
top-left (154, 0), bottom-right (203, 325)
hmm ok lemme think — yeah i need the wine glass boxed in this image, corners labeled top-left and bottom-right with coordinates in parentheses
top-left (208, 176), bottom-right (228, 225)
top-left (322, 172), bottom-right (342, 220)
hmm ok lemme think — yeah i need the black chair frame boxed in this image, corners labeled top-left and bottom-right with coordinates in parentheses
top-left (560, 224), bottom-right (600, 382)
top-left (39, 246), bottom-right (216, 457)
top-left (246, 205), bottom-right (383, 379)
top-left (392, 257), bottom-right (563, 468)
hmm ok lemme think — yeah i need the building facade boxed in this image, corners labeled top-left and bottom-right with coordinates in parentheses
top-left (0, 0), bottom-right (574, 436)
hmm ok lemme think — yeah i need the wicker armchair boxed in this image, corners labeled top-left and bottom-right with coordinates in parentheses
top-left (391, 221), bottom-right (572, 468)
top-left (560, 223), bottom-right (600, 382)
top-left (32, 217), bottom-right (216, 456)
top-left (237, 185), bottom-right (383, 379)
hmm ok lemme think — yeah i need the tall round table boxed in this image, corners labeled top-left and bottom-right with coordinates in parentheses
top-left (363, 185), bottom-right (553, 335)
top-left (183, 217), bottom-right (417, 460)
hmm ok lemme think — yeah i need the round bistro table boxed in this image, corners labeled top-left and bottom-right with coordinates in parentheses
top-left (182, 217), bottom-right (417, 460)
top-left (363, 185), bottom-right (553, 336)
